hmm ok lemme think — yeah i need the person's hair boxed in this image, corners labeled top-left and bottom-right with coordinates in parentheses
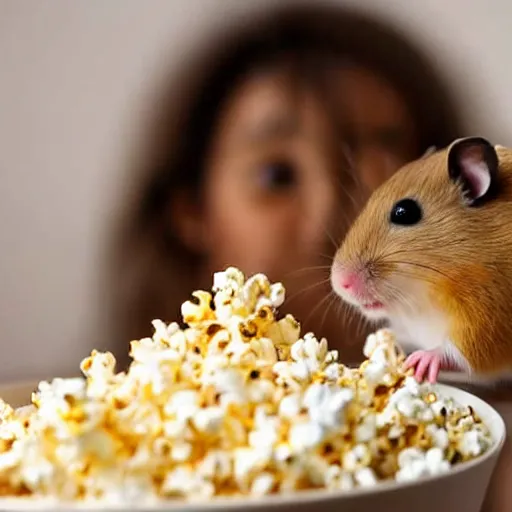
top-left (106, 2), bottom-right (464, 360)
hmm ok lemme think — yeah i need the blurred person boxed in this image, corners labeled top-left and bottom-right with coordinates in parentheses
top-left (108, 2), bottom-right (463, 366)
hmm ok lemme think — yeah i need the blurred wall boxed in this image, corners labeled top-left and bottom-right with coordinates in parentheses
top-left (0, 0), bottom-right (511, 381)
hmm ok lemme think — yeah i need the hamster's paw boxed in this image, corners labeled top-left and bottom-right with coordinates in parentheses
top-left (404, 349), bottom-right (442, 384)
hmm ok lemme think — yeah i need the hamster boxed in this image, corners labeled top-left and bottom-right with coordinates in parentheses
top-left (331, 136), bottom-right (512, 383)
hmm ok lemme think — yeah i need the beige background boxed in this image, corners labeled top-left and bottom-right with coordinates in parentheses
top-left (1, 0), bottom-right (511, 381)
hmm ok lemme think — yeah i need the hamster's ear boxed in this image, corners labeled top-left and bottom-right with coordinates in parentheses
top-left (447, 136), bottom-right (499, 206)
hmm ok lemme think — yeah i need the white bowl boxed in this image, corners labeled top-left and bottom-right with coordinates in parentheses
top-left (0, 381), bottom-right (505, 512)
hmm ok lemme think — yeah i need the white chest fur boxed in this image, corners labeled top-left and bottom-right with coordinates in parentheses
top-left (389, 310), bottom-right (471, 373)
top-left (390, 309), bottom-right (449, 352)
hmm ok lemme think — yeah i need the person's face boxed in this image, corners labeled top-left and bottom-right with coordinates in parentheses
top-left (187, 64), bottom-right (418, 361)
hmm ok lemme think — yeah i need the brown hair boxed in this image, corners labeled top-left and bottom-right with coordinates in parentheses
top-left (106, 2), bottom-right (464, 362)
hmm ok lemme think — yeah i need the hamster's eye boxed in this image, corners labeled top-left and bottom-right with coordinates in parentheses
top-left (257, 160), bottom-right (298, 191)
top-left (390, 198), bottom-right (422, 226)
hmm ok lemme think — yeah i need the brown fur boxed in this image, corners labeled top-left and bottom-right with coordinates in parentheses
top-left (335, 142), bottom-right (512, 374)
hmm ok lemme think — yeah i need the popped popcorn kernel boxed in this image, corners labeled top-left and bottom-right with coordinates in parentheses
top-left (0, 267), bottom-right (493, 505)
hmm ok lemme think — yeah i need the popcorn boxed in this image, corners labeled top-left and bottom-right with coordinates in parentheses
top-left (302, 383), bottom-right (353, 430)
top-left (196, 450), bottom-right (231, 482)
top-left (354, 467), bottom-right (378, 487)
top-left (289, 422), bottom-right (325, 452)
top-left (355, 412), bottom-right (377, 443)
top-left (0, 267), bottom-right (493, 505)
top-left (426, 424), bottom-right (450, 450)
top-left (162, 467), bottom-right (215, 499)
top-left (278, 393), bottom-right (301, 419)
top-left (325, 465), bottom-right (354, 491)
top-left (395, 447), bottom-right (450, 482)
top-left (192, 406), bottom-right (224, 434)
top-left (250, 472), bottom-right (275, 496)
top-left (234, 446), bottom-right (272, 489)
top-left (343, 444), bottom-right (371, 471)
top-left (459, 430), bottom-right (491, 458)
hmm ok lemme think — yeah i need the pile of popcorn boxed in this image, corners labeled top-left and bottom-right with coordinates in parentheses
top-left (0, 268), bottom-right (493, 505)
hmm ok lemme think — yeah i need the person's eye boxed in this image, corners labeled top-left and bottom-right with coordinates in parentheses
top-left (256, 160), bottom-right (298, 191)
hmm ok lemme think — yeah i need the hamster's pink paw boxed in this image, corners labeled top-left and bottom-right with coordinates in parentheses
top-left (404, 349), bottom-right (442, 384)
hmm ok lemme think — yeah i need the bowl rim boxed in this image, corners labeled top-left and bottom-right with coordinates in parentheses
top-left (0, 382), bottom-right (505, 510)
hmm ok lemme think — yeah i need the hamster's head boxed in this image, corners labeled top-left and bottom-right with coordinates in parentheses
top-left (331, 136), bottom-right (500, 322)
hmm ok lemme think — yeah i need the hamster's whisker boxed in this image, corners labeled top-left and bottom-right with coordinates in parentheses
top-left (380, 243), bottom-right (469, 261)
top-left (322, 225), bottom-right (341, 252)
top-left (334, 297), bottom-right (350, 328)
top-left (302, 291), bottom-right (335, 332)
top-left (340, 186), bottom-right (362, 212)
top-left (355, 307), bottom-right (369, 338)
top-left (345, 305), bottom-right (357, 333)
top-left (328, 165), bottom-right (361, 209)
top-left (322, 169), bottom-right (361, 233)
top-left (284, 278), bottom-right (331, 305)
top-left (330, 294), bottom-right (369, 347)
top-left (338, 142), bottom-right (366, 194)
top-left (378, 248), bottom-right (418, 260)
top-left (385, 260), bottom-right (453, 281)
top-left (328, 144), bottom-right (367, 221)
top-left (319, 291), bottom-right (336, 334)
top-left (332, 298), bottom-right (352, 334)
top-left (389, 288), bottom-right (416, 314)
top-left (385, 266), bottom-right (438, 285)
top-left (317, 252), bottom-right (335, 262)
top-left (284, 266), bottom-right (332, 279)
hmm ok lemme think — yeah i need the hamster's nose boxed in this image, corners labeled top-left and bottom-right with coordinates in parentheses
top-left (339, 273), bottom-right (359, 292)
top-left (331, 267), bottom-right (363, 296)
